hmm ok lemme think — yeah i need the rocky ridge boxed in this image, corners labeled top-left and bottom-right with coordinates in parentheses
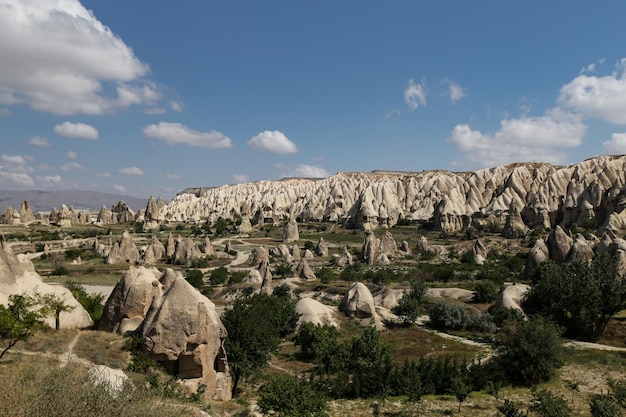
top-left (161, 155), bottom-right (626, 233)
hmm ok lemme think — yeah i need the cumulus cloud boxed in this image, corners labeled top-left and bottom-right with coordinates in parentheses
top-left (603, 133), bottom-right (626, 154)
top-left (54, 121), bottom-right (99, 140)
top-left (166, 173), bottom-right (182, 180)
top-left (446, 80), bottom-right (466, 104)
top-left (448, 109), bottom-right (586, 167)
top-left (36, 175), bottom-right (62, 187)
top-left (0, 0), bottom-right (181, 115)
top-left (404, 78), bottom-right (427, 109)
top-left (61, 161), bottom-right (85, 171)
top-left (118, 166), bottom-right (144, 175)
top-left (113, 184), bottom-right (127, 193)
top-left (143, 122), bottom-right (232, 149)
top-left (248, 130), bottom-right (298, 154)
top-left (0, 154), bottom-right (34, 187)
top-left (558, 59), bottom-right (626, 124)
top-left (232, 174), bottom-right (249, 184)
top-left (66, 150), bottom-right (77, 160)
top-left (29, 136), bottom-right (51, 147)
top-left (284, 164), bottom-right (330, 178)
top-left (96, 171), bottom-right (111, 178)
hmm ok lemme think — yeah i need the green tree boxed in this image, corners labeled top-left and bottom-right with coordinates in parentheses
top-left (529, 388), bottom-right (570, 417)
top-left (0, 294), bottom-right (46, 360)
top-left (497, 399), bottom-right (526, 417)
top-left (272, 263), bottom-right (293, 279)
top-left (493, 316), bottom-right (564, 386)
top-left (293, 323), bottom-right (339, 360)
top-left (316, 267), bottom-right (336, 284)
top-left (65, 281), bottom-right (105, 322)
top-left (39, 293), bottom-right (75, 330)
top-left (525, 253), bottom-right (626, 340)
top-left (258, 375), bottom-right (329, 417)
top-left (451, 377), bottom-right (469, 412)
top-left (185, 269), bottom-right (205, 289)
top-left (222, 293), bottom-right (298, 397)
top-left (210, 266), bottom-right (229, 286)
top-left (392, 278), bottom-right (428, 325)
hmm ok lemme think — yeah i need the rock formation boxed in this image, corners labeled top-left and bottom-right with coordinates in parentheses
top-left (282, 217), bottom-right (300, 243)
top-left (339, 282), bottom-right (383, 329)
top-left (295, 298), bottom-right (338, 330)
top-left (0, 235), bottom-right (92, 329)
top-left (143, 195), bottom-right (160, 230)
top-left (106, 231), bottom-right (140, 265)
top-left (101, 267), bottom-right (231, 400)
top-left (160, 156), bottom-right (626, 233)
top-left (294, 257), bottom-right (316, 280)
top-left (250, 245), bottom-right (269, 266)
top-left (495, 283), bottom-right (530, 315)
top-left (316, 237), bottom-right (328, 256)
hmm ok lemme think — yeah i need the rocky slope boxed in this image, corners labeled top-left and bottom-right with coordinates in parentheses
top-left (161, 155), bottom-right (626, 233)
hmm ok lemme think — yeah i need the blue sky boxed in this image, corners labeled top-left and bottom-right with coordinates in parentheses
top-left (2, 1), bottom-right (626, 200)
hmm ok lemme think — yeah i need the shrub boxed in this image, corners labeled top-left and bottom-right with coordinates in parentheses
top-left (185, 269), bottom-right (205, 290)
top-left (392, 279), bottom-right (428, 325)
top-left (272, 263), bottom-right (293, 279)
top-left (493, 316), bottom-right (564, 386)
top-left (293, 323), bottom-right (340, 360)
top-left (590, 393), bottom-right (622, 417)
top-left (529, 388), bottom-right (570, 417)
top-left (65, 281), bottom-right (105, 322)
top-left (229, 270), bottom-right (247, 285)
top-left (51, 266), bottom-right (69, 276)
top-left (258, 375), bottom-right (329, 417)
top-left (316, 267), bottom-right (335, 284)
top-left (472, 281), bottom-right (499, 303)
top-left (210, 266), bottom-right (229, 286)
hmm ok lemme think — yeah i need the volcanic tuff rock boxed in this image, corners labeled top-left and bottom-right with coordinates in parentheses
top-left (339, 282), bottom-right (383, 329)
top-left (106, 231), bottom-right (140, 265)
top-left (282, 217), bottom-right (299, 243)
top-left (295, 298), bottom-right (338, 330)
top-left (101, 267), bottom-right (231, 400)
top-left (0, 235), bottom-right (92, 329)
top-left (162, 156), bottom-right (626, 233)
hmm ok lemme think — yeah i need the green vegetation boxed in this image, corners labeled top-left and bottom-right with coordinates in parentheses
top-left (0, 294), bottom-right (47, 360)
top-left (258, 375), bottom-right (329, 417)
top-left (392, 277), bottom-right (428, 324)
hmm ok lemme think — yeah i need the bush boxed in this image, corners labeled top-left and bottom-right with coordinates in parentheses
top-left (64, 281), bottom-right (105, 322)
top-left (272, 263), bottom-right (293, 279)
top-left (258, 375), bottom-right (328, 417)
top-left (185, 269), bottom-right (205, 290)
top-left (293, 323), bottom-right (339, 360)
top-left (493, 316), bottom-right (564, 386)
top-left (472, 281), bottom-right (499, 303)
top-left (488, 306), bottom-right (525, 327)
top-left (51, 266), bottom-right (69, 276)
top-left (428, 300), bottom-right (494, 332)
top-left (590, 393), bottom-right (622, 417)
top-left (529, 388), bottom-right (570, 417)
top-left (316, 267), bottom-right (335, 284)
top-left (210, 266), bottom-right (229, 286)
top-left (229, 270), bottom-right (247, 285)
top-left (392, 279), bottom-right (428, 325)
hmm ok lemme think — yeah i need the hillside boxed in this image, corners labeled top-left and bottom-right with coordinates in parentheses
top-left (162, 155), bottom-right (626, 234)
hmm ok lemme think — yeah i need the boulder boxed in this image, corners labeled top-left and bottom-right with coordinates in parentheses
top-left (316, 238), bottom-right (328, 257)
top-left (295, 257), bottom-right (316, 280)
top-left (495, 283), bottom-right (529, 315)
top-left (546, 225), bottom-right (573, 264)
top-left (106, 231), bottom-right (140, 265)
top-left (565, 235), bottom-right (594, 263)
top-left (295, 298), bottom-right (338, 330)
top-left (525, 238), bottom-right (549, 278)
top-left (362, 231), bottom-right (379, 265)
top-left (250, 246), bottom-right (269, 266)
top-left (502, 203), bottom-right (530, 238)
top-left (0, 235), bottom-right (92, 329)
top-left (339, 282), bottom-right (383, 329)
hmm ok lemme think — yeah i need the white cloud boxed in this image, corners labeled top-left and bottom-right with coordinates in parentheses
top-left (96, 171), bottom-right (111, 178)
top-left (66, 150), bottom-right (78, 160)
top-left (248, 130), bottom-right (298, 154)
top-left (54, 121), bottom-right (99, 140)
top-left (113, 184), bottom-right (127, 193)
top-left (61, 161), bottom-right (85, 171)
top-left (284, 164), bottom-right (330, 178)
top-left (169, 100), bottom-right (184, 112)
top-left (29, 136), bottom-right (51, 147)
top-left (143, 122), bottom-right (233, 149)
top-left (404, 78), bottom-right (427, 109)
top-left (232, 174), bottom-right (249, 184)
top-left (448, 109), bottom-right (586, 167)
top-left (603, 133), bottom-right (626, 154)
top-left (166, 173), bottom-right (182, 180)
top-left (558, 59), bottom-right (626, 124)
top-left (118, 166), bottom-right (144, 175)
top-left (0, 172), bottom-right (34, 187)
top-left (0, 154), bottom-right (34, 187)
top-left (36, 175), bottom-right (62, 187)
top-left (2, 154), bottom-right (26, 165)
top-left (446, 80), bottom-right (466, 104)
top-left (0, 0), bottom-right (176, 115)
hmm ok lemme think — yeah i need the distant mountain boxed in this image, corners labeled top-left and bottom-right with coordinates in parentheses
top-left (0, 190), bottom-right (147, 213)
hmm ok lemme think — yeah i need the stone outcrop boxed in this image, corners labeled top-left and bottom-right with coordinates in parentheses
top-left (161, 155), bottom-right (626, 233)
top-left (250, 246), bottom-right (269, 266)
top-left (295, 257), bottom-right (316, 280)
top-left (295, 298), bottom-right (338, 330)
top-left (101, 267), bottom-right (231, 400)
top-left (316, 238), bottom-right (328, 256)
top-left (106, 231), bottom-right (140, 265)
top-left (0, 235), bottom-right (92, 329)
top-left (141, 236), bottom-right (166, 266)
top-left (502, 202), bottom-right (530, 238)
top-left (282, 217), bottom-right (300, 243)
top-left (143, 195), bottom-right (160, 230)
top-left (172, 237), bottom-right (200, 265)
top-left (339, 282), bottom-right (383, 329)
top-left (334, 246), bottom-right (354, 267)
top-left (495, 283), bottom-right (530, 315)
top-left (546, 225), bottom-right (573, 264)
top-left (565, 235), bottom-right (595, 263)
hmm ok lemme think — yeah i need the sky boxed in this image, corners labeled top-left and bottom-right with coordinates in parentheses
top-left (2, 1), bottom-right (626, 200)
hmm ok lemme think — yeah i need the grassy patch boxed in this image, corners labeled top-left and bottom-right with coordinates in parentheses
top-left (73, 330), bottom-right (130, 369)
top-left (15, 328), bottom-right (77, 354)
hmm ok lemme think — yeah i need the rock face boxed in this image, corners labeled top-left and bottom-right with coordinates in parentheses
top-left (143, 195), bottom-right (160, 229)
top-left (295, 298), bottom-right (338, 330)
top-left (101, 266), bottom-right (231, 400)
top-left (162, 155), bottom-right (626, 233)
top-left (495, 283), bottom-right (530, 315)
top-left (295, 257), bottom-right (316, 280)
top-left (282, 217), bottom-right (300, 243)
top-left (106, 231), bottom-right (140, 265)
top-left (0, 236), bottom-right (92, 329)
top-left (339, 282), bottom-right (383, 329)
